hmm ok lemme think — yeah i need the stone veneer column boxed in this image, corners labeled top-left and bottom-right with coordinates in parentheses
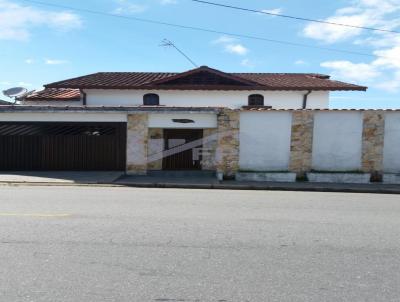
top-left (361, 111), bottom-right (385, 178)
top-left (202, 128), bottom-right (218, 171)
top-left (215, 109), bottom-right (240, 179)
top-left (289, 111), bottom-right (314, 177)
top-left (147, 128), bottom-right (164, 171)
top-left (126, 113), bottom-right (148, 175)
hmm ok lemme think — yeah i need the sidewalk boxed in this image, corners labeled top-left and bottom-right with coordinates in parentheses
top-left (115, 175), bottom-right (400, 194)
top-left (0, 172), bottom-right (398, 194)
top-left (0, 172), bottom-right (123, 184)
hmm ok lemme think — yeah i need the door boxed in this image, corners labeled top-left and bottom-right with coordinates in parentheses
top-left (0, 122), bottom-right (126, 171)
top-left (162, 129), bottom-right (203, 170)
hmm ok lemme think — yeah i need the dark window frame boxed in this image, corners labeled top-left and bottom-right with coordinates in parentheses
top-left (248, 94), bottom-right (264, 106)
top-left (143, 93), bottom-right (160, 106)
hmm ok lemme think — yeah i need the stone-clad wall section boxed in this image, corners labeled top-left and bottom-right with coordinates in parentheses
top-left (361, 111), bottom-right (385, 176)
top-left (126, 113), bottom-right (148, 175)
top-left (148, 128), bottom-right (164, 170)
top-left (202, 128), bottom-right (218, 170)
top-left (215, 109), bottom-right (240, 178)
top-left (288, 111), bottom-right (314, 176)
top-left (123, 110), bottom-right (391, 178)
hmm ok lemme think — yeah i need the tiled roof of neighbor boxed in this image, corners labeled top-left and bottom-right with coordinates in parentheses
top-left (0, 99), bottom-right (12, 105)
top-left (25, 88), bottom-right (81, 101)
top-left (45, 66), bottom-right (367, 91)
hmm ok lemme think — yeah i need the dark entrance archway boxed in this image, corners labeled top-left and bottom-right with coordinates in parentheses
top-left (162, 129), bottom-right (203, 170)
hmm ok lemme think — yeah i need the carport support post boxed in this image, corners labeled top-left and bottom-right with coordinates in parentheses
top-left (361, 111), bottom-right (385, 181)
top-left (126, 113), bottom-right (149, 175)
top-left (289, 111), bottom-right (315, 179)
top-left (216, 109), bottom-right (240, 179)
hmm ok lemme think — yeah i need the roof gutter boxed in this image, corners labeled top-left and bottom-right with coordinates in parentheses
top-left (80, 89), bottom-right (87, 105)
top-left (302, 90), bottom-right (312, 109)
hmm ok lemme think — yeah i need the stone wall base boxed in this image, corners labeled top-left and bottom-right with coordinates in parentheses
top-left (307, 173), bottom-right (371, 184)
top-left (126, 164), bottom-right (147, 175)
top-left (236, 172), bottom-right (296, 182)
top-left (383, 174), bottom-right (400, 184)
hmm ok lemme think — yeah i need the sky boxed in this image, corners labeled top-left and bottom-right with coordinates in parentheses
top-left (1, 0), bottom-right (400, 108)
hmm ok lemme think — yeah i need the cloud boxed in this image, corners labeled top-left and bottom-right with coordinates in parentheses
top-left (303, 0), bottom-right (400, 43)
top-left (18, 81), bottom-right (32, 87)
top-left (24, 59), bottom-right (34, 64)
top-left (305, 0), bottom-right (400, 92)
top-left (225, 44), bottom-right (248, 56)
top-left (321, 60), bottom-right (381, 82)
top-left (374, 71), bottom-right (400, 92)
top-left (212, 35), bottom-right (236, 44)
top-left (0, 0), bottom-right (82, 41)
top-left (294, 59), bottom-right (307, 65)
top-left (321, 47), bottom-right (400, 91)
top-left (213, 35), bottom-right (249, 56)
top-left (0, 81), bottom-right (11, 86)
top-left (260, 8), bottom-right (283, 15)
top-left (373, 45), bottom-right (400, 69)
top-left (45, 59), bottom-right (68, 65)
top-left (113, 0), bottom-right (147, 14)
top-left (303, 15), bottom-right (365, 44)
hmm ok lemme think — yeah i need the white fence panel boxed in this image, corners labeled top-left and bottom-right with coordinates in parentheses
top-left (239, 112), bottom-right (292, 171)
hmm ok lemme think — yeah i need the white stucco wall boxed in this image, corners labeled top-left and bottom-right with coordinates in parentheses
top-left (148, 113), bottom-right (217, 129)
top-left (239, 111), bottom-right (292, 171)
top-left (383, 112), bottom-right (400, 173)
top-left (312, 112), bottom-right (363, 171)
top-left (84, 89), bottom-right (329, 109)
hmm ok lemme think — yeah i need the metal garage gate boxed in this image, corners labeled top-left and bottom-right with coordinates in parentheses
top-left (0, 122), bottom-right (127, 171)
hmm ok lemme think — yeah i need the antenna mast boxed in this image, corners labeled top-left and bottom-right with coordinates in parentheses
top-left (160, 39), bottom-right (198, 68)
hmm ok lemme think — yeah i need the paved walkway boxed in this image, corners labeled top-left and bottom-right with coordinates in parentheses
top-left (0, 171), bottom-right (123, 184)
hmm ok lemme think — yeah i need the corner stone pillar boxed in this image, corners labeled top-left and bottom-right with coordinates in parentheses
top-left (361, 111), bottom-right (385, 178)
top-left (216, 109), bottom-right (240, 179)
top-left (127, 113), bottom-right (148, 175)
top-left (289, 111), bottom-right (314, 177)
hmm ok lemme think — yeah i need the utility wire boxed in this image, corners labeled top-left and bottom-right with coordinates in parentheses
top-left (20, 0), bottom-right (392, 60)
top-left (160, 39), bottom-right (198, 67)
top-left (192, 0), bottom-right (400, 35)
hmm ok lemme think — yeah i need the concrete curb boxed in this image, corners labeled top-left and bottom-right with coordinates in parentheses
top-left (115, 181), bottom-right (400, 194)
top-left (0, 180), bottom-right (399, 194)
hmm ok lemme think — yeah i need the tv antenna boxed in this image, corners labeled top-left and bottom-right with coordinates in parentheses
top-left (160, 39), bottom-right (198, 68)
top-left (2, 87), bottom-right (32, 104)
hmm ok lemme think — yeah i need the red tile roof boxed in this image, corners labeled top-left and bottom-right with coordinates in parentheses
top-left (0, 99), bottom-right (12, 105)
top-left (25, 88), bottom-right (81, 101)
top-left (45, 66), bottom-right (367, 91)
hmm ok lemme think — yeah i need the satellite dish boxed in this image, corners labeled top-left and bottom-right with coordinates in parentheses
top-left (3, 87), bottom-right (28, 98)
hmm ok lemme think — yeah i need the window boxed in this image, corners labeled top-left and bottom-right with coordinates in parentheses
top-left (143, 93), bottom-right (160, 106)
top-left (248, 94), bottom-right (264, 106)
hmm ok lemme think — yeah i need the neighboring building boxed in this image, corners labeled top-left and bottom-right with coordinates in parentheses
top-left (0, 100), bottom-right (12, 105)
top-left (6, 65), bottom-right (398, 183)
top-left (23, 88), bottom-right (81, 106)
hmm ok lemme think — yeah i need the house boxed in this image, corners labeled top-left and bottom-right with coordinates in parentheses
top-left (22, 66), bottom-right (365, 109)
top-left (7, 65), bottom-right (398, 183)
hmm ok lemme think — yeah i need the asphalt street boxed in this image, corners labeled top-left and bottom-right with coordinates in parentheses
top-left (0, 185), bottom-right (399, 302)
